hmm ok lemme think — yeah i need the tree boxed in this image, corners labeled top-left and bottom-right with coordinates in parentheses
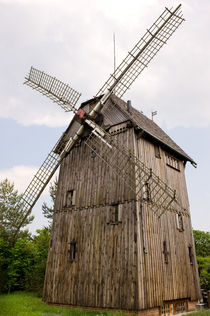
top-left (193, 230), bottom-right (210, 257)
top-left (193, 229), bottom-right (210, 290)
top-left (42, 178), bottom-right (57, 226)
top-left (29, 228), bottom-right (50, 294)
top-left (197, 256), bottom-right (210, 290)
top-left (0, 179), bottom-right (34, 241)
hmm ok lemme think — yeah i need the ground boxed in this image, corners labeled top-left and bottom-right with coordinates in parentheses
top-left (0, 292), bottom-right (209, 316)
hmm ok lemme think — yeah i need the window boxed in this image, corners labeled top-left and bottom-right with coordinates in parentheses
top-left (175, 301), bottom-right (187, 314)
top-left (142, 182), bottom-right (151, 201)
top-left (188, 246), bottom-right (193, 265)
top-left (165, 153), bottom-right (180, 171)
top-left (160, 302), bottom-right (173, 316)
top-left (176, 213), bottom-right (184, 232)
top-left (163, 240), bottom-right (169, 264)
top-left (91, 146), bottom-right (97, 158)
top-left (108, 204), bottom-right (122, 225)
top-left (69, 240), bottom-right (76, 263)
top-left (65, 189), bottom-right (75, 207)
top-left (160, 300), bottom-right (187, 315)
top-left (154, 145), bottom-right (161, 158)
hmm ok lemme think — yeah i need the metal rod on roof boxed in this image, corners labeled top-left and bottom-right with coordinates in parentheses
top-left (113, 33), bottom-right (116, 93)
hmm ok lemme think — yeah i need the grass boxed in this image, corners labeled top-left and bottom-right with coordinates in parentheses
top-left (184, 312), bottom-right (210, 316)
top-left (0, 292), bottom-right (210, 316)
top-left (0, 292), bottom-right (133, 316)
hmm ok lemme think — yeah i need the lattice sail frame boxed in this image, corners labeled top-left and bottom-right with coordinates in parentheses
top-left (14, 5), bottom-right (186, 238)
top-left (85, 122), bottom-right (187, 218)
top-left (96, 5), bottom-right (184, 98)
top-left (24, 67), bottom-right (81, 112)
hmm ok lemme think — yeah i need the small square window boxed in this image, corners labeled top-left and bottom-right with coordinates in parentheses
top-left (108, 204), bottom-right (122, 225)
top-left (154, 145), bottom-right (161, 158)
top-left (163, 240), bottom-right (169, 264)
top-left (142, 182), bottom-right (151, 201)
top-left (176, 213), bottom-right (184, 232)
top-left (166, 153), bottom-right (180, 171)
top-left (188, 246), bottom-right (193, 265)
top-left (69, 240), bottom-right (76, 263)
top-left (65, 190), bottom-right (76, 207)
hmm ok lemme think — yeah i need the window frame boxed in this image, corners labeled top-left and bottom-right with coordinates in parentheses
top-left (108, 204), bottom-right (122, 225)
top-left (165, 153), bottom-right (180, 171)
top-left (65, 189), bottom-right (76, 208)
top-left (154, 144), bottom-right (161, 159)
top-left (176, 213), bottom-right (184, 232)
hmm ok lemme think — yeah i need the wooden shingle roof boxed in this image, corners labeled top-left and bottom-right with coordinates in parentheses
top-left (57, 94), bottom-right (195, 165)
top-left (110, 94), bottom-right (195, 165)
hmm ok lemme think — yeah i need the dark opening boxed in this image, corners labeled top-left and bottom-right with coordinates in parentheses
top-left (143, 182), bottom-right (151, 201)
top-left (66, 190), bottom-right (74, 207)
top-left (177, 213), bottom-right (184, 231)
top-left (114, 204), bottom-right (119, 222)
top-left (69, 240), bottom-right (76, 263)
top-left (108, 204), bottom-right (121, 225)
top-left (163, 240), bottom-right (169, 264)
top-left (154, 145), bottom-right (161, 158)
top-left (188, 246), bottom-right (193, 265)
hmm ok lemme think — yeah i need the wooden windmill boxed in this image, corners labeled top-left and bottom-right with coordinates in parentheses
top-left (15, 4), bottom-right (201, 315)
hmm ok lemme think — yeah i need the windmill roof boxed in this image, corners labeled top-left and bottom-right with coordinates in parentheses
top-left (57, 94), bottom-right (195, 165)
top-left (109, 94), bottom-right (195, 165)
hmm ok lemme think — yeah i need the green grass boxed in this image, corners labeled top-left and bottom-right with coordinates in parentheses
top-left (0, 292), bottom-right (210, 316)
top-left (0, 292), bottom-right (133, 316)
top-left (184, 312), bottom-right (210, 316)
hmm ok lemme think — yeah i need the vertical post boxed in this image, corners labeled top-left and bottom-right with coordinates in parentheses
top-left (133, 129), bottom-right (145, 310)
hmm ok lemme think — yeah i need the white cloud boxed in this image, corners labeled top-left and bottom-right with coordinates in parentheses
top-left (0, 165), bottom-right (38, 193)
top-left (0, 0), bottom-right (208, 128)
top-left (0, 165), bottom-right (58, 194)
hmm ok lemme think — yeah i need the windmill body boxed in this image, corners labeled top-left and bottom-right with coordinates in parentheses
top-left (43, 95), bottom-right (201, 312)
top-left (17, 5), bottom-right (201, 314)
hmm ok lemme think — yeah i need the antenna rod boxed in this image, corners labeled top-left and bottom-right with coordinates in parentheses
top-left (113, 33), bottom-right (116, 75)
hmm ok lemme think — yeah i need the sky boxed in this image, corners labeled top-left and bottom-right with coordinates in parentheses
top-left (0, 0), bottom-right (209, 233)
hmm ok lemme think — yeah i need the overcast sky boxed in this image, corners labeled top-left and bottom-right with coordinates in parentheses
top-left (0, 0), bottom-right (209, 233)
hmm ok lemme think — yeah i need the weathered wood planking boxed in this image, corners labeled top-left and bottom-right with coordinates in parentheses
top-left (43, 100), bottom-right (201, 312)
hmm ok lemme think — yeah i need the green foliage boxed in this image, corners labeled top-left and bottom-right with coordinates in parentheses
top-left (193, 230), bottom-right (210, 257)
top-left (7, 238), bottom-right (35, 292)
top-left (42, 178), bottom-right (57, 226)
top-left (193, 229), bottom-right (210, 290)
top-left (184, 311), bottom-right (210, 316)
top-left (197, 256), bottom-right (210, 290)
top-left (0, 238), bottom-right (11, 293)
top-left (0, 228), bottom-right (50, 294)
top-left (0, 178), bottom-right (34, 241)
top-left (28, 228), bottom-right (51, 294)
top-left (0, 291), bottom-right (133, 316)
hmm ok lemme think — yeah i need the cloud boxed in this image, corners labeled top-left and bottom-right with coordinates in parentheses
top-left (0, 165), bottom-right (58, 195)
top-left (0, 0), bottom-right (210, 130)
top-left (0, 165), bottom-right (38, 193)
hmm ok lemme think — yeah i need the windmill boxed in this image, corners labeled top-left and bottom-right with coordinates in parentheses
top-left (15, 4), bottom-right (201, 314)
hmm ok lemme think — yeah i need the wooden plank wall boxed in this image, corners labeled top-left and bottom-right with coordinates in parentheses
top-left (43, 203), bottom-right (138, 309)
top-left (43, 125), bottom-right (201, 311)
top-left (136, 135), bottom-right (201, 309)
top-left (43, 128), bottom-right (138, 310)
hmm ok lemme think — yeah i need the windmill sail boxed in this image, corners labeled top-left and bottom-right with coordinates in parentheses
top-left (14, 5), bottom-right (185, 239)
top-left (13, 132), bottom-right (74, 240)
top-left (24, 67), bottom-right (81, 112)
top-left (85, 121), bottom-right (186, 218)
top-left (96, 5), bottom-right (184, 98)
